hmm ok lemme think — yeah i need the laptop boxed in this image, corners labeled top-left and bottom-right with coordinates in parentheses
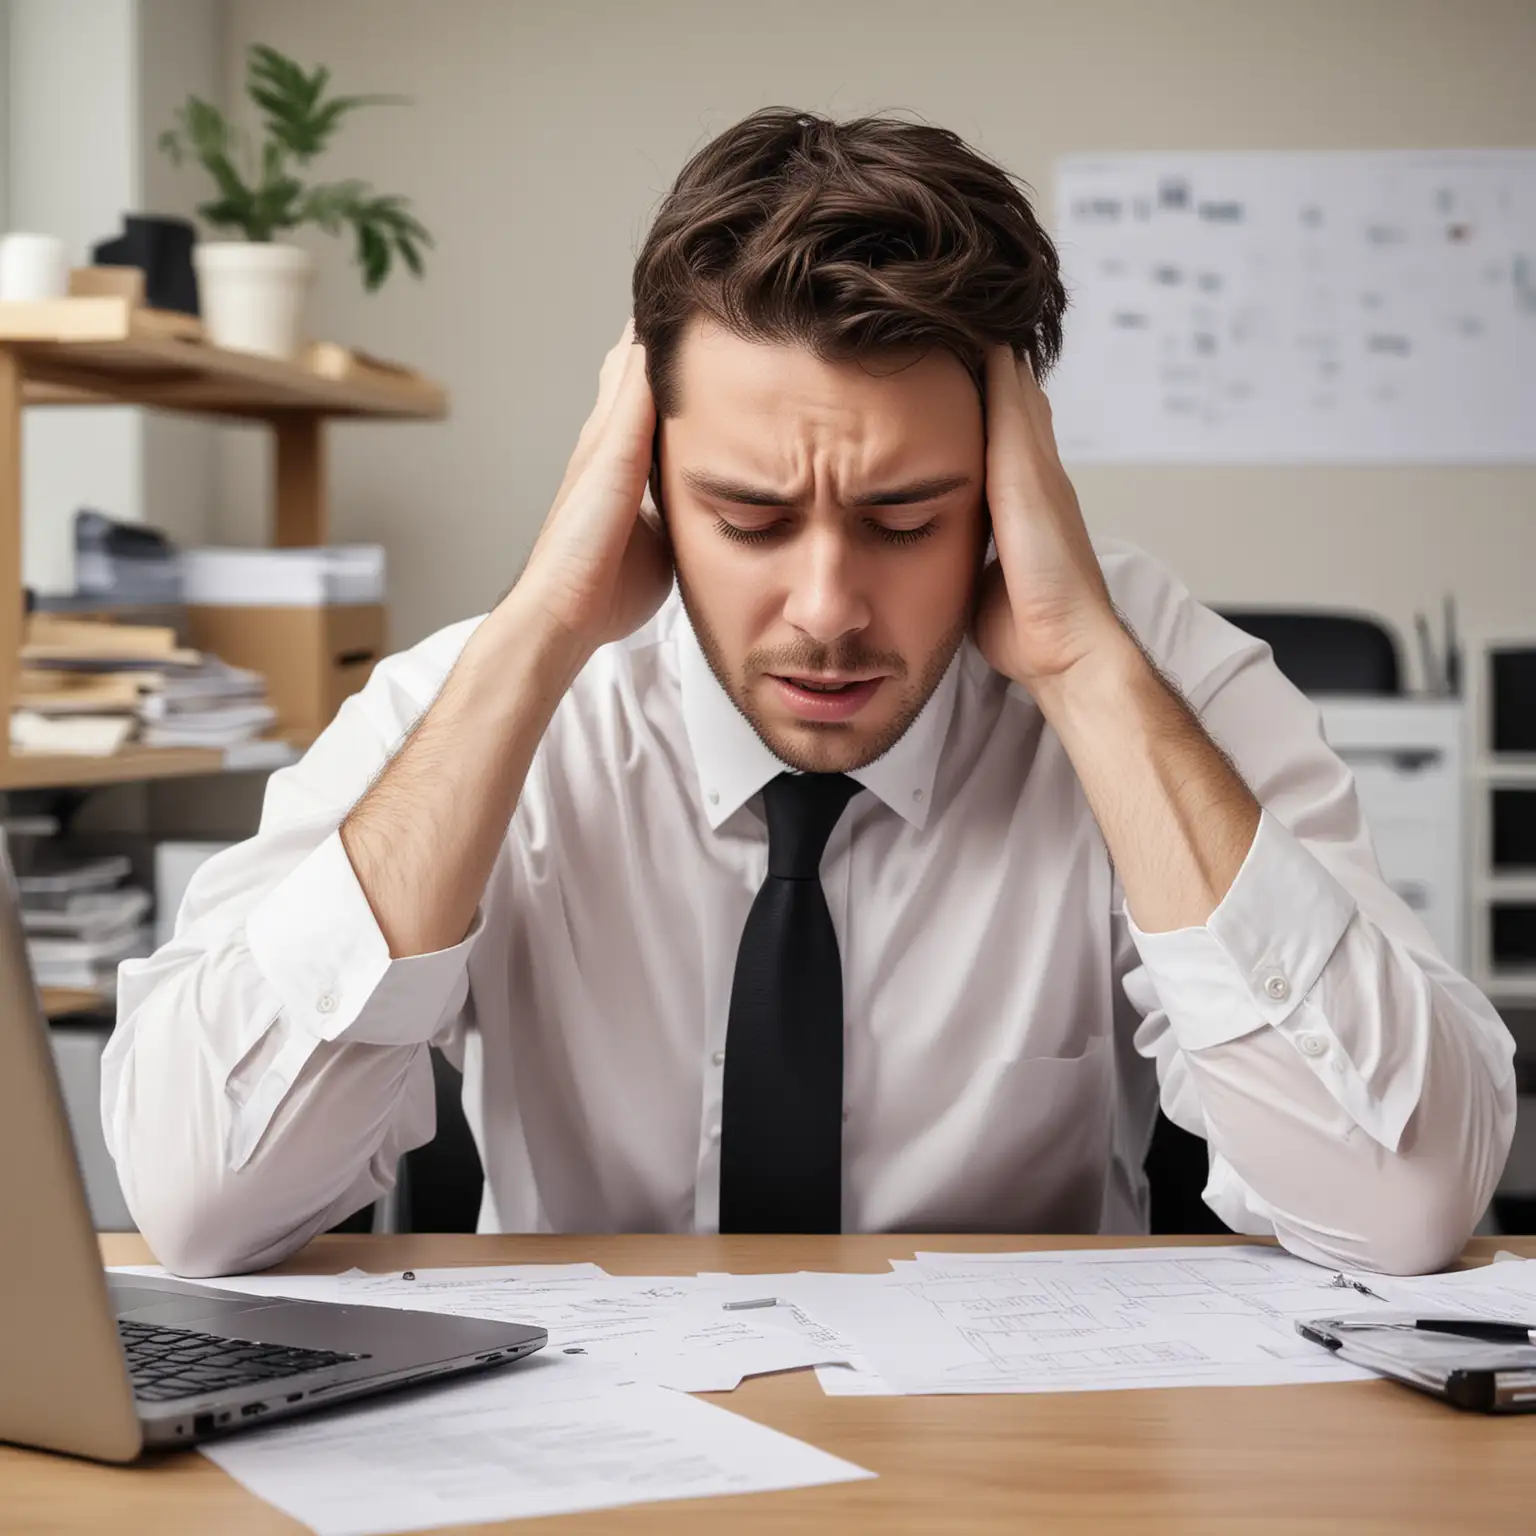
top-left (0, 836), bottom-right (547, 1462)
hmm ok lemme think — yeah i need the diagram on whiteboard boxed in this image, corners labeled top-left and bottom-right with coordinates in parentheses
top-left (1048, 149), bottom-right (1536, 463)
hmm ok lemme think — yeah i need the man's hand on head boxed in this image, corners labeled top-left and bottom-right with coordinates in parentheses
top-left (971, 345), bottom-right (1133, 696)
top-left (504, 320), bottom-right (674, 679)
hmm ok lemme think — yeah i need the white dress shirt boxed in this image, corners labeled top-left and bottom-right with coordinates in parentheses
top-left (103, 541), bottom-right (1516, 1278)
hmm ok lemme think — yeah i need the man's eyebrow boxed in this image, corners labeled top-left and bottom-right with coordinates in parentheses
top-left (680, 469), bottom-right (796, 506)
top-left (851, 474), bottom-right (973, 507)
top-left (679, 469), bottom-right (973, 507)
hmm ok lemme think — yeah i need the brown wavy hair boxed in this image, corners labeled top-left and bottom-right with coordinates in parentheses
top-left (632, 107), bottom-right (1067, 417)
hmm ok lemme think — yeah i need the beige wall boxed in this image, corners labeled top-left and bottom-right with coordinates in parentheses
top-left (220, 0), bottom-right (1536, 680)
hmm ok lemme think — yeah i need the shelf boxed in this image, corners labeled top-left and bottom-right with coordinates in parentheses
top-left (0, 298), bottom-right (445, 421)
top-left (1479, 876), bottom-right (1536, 901)
top-left (1476, 760), bottom-right (1536, 787)
top-left (41, 986), bottom-right (112, 1019)
top-left (1480, 972), bottom-right (1536, 1007)
top-left (0, 733), bottom-right (306, 791)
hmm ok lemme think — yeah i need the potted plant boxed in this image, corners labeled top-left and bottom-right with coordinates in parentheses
top-left (159, 44), bottom-right (432, 358)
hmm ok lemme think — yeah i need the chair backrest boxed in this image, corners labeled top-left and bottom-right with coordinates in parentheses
top-left (399, 1048), bottom-right (484, 1233)
top-left (1218, 609), bottom-right (1401, 695)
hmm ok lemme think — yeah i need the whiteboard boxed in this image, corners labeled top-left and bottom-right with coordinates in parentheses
top-left (1048, 149), bottom-right (1536, 464)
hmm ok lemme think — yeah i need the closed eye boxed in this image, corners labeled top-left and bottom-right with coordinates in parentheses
top-left (712, 516), bottom-right (939, 548)
top-left (871, 519), bottom-right (938, 546)
top-left (713, 516), bottom-right (786, 546)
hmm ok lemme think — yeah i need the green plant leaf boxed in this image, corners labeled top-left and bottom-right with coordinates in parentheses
top-left (196, 196), bottom-right (258, 235)
top-left (397, 235), bottom-right (425, 279)
top-left (357, 221), bottom-right (390, 290)
top-left (161, 43), bottom-right (433, 279)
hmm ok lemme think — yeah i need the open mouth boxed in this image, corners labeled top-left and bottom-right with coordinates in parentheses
top-left (784, 677), bottom-right (869, 693)
top-left (771, 674), bottom-right (885, 720)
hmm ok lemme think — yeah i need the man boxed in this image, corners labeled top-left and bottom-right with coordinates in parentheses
top-left (105, 110), bottom-right (1513, 1278)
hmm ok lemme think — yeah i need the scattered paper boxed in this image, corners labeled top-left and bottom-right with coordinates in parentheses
top-left (1367, 1256), bottom-right (1536, 1318)
top-left (118, 1250), bottom-right (1536, 1406)
top-left (772, 1246), bottom-right (1389, 1394)
top-left (202, 1353), bottom-right (874, 1535)
top-left (110, 1262), bottom-right (849, 1392)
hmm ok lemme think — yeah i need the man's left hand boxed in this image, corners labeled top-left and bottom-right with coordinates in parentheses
top-left (971, 344), bottom-right (1130, 692)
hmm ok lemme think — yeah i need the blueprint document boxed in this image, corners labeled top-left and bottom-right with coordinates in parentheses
top-left (110, 1262), bottom-right (847, 1393)
top-left (778, 1246), bottom-right (1393, 1395)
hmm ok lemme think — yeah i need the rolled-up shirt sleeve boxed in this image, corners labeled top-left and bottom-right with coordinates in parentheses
top-left (1112, 561), bottom-right (1516, 1276)
top-left (102, 619), bottom-right (489, 1277)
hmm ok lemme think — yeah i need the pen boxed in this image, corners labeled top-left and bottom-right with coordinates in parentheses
top-left (1414, 1319), bottom-right (1536, 1344)
top-left (722, 1297), bottom-right (778, 1311)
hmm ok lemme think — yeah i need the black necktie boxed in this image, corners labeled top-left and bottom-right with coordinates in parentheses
top-left (719, 771), bottom-right (862, 1234)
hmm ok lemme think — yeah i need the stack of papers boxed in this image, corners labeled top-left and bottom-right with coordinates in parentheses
top-left (139, 658), bottom-right (274, 748)
top-left (19, 855), bottom-right (152, 990)
top-left (13, 614), bottom-right (200, 756)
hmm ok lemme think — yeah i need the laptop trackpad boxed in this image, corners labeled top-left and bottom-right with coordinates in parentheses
top-left (110, 1281), bottom-right (289, 1330)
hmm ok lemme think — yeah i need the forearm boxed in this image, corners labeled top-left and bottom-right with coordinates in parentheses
top-left (109, 976), bottom-right (434, 1276)
top-left (342, 593), bottom-right (588, 958)
top-left (1186, 988), bottom-right (1511, 1275)
top-left (1035, 630), bottom-right (1260, 933)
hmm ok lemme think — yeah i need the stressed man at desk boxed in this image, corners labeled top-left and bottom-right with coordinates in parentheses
top-left (105, 109), bottom-right (1513, 1279)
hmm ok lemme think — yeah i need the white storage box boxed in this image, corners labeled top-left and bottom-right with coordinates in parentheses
top-left (181, 545), bottom-right (386, 606)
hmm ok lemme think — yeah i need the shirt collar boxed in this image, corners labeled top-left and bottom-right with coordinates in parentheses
top-left (677, 612), bottom-right (960, 833)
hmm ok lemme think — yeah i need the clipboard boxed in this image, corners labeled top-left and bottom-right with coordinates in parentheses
top-left (1298, 1315), bottom-right (1536, 1413)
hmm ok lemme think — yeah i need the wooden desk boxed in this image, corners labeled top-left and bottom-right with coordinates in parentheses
top-left (4, 1233), bottom-right (1534, 1534)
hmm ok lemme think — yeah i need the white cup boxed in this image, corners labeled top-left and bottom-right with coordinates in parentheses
top-left (0, 233), bottom-right (68, 301)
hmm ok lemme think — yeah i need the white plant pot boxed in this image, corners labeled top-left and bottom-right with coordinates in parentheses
top-left (193, 241), bottom-right (314, 359)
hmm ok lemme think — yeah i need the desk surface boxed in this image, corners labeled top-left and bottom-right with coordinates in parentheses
top-left (4, 1233), bottom-right (1534, 1535)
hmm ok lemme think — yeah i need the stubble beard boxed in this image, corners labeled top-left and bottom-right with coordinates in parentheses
top-left (677, 573), bottom-right (976, 776)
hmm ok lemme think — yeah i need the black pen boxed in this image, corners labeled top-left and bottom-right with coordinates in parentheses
top-left (1414, 1319), bottom-right (1536, 1344)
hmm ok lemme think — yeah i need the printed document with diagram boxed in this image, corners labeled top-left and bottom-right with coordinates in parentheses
top-left (776, 1246), bottom-right (1398, 1395)
top-left (203, 1354), bottom-right (874, 1536)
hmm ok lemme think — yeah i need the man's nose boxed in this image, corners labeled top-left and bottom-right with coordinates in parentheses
top-left (779, 527), bottom-right (872, 646)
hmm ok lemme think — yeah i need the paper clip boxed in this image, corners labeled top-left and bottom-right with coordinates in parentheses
top-left (1329, 1271), bottom-right (1385, 1301)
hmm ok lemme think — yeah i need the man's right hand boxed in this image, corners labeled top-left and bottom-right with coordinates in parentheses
top-left (511, 320), bottom-right (673, 667)
top-left (342, 324), bottom-right (673, 960)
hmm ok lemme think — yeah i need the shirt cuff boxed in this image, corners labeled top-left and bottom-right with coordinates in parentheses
top-left (1125, 809), bottom-right (1357, 1052)
top-left (245, 828), bottom-right (483, 1049)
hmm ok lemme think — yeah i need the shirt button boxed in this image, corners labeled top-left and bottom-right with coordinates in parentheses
top-left (1262, 973), bottom-right (1290, 1002)
top-left (708, 790), bottom-right (720, 806)
top-left (708, 1123), bottom-right (722, 1143)
top-left (912, 788), bottom-right (924, 803)
top-left (1297, 1032), bottom-right (1328, 1059)
top-left (711, 1050), bottom-right (725, 1067)
top-left (316, 992), bottom-right (338, 1015)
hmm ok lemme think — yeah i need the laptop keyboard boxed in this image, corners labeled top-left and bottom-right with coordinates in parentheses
top-left (118, 1317), bottom-right (367, 1401)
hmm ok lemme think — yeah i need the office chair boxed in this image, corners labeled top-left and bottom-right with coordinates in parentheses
top-left (398, 1048), bottom-right (485, 1232)
top-left (1216, 609), bottom-right (1401, 696)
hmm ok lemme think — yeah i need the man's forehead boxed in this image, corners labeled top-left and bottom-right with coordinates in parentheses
top-left (667, 320), bottom-right (982, 464)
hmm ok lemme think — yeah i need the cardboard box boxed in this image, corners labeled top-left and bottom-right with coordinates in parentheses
top-left (185, 604), bottom-right (385, 736)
